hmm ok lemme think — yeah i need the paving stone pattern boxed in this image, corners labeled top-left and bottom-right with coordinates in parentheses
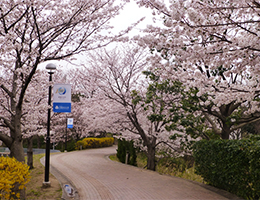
top-left (50, 146), bottom-right (242, 200)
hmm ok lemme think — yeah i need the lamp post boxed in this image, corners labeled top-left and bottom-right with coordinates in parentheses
top-left (43, 63), bottom-right (56, 188)
top-left (65, 115), bottom-right (67, 152)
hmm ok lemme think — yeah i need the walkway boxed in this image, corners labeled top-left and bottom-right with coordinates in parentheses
top-left (50, 146), bottom-right (242, 200)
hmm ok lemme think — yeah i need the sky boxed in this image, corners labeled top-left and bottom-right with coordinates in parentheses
top-left (40, 1), bottom-right (157, 71)
top-left (109, 1), bottom-right (155, 36)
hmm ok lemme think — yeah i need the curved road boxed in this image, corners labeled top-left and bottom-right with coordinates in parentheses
top-left (50, 146), bottom-right (240, 200)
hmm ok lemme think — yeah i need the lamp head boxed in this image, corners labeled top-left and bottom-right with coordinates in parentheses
top-left (46, 63), bottom-right (57, 71)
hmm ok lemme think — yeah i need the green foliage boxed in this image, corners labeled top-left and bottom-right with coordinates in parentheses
top-left (167, 86), bottom-right (221, 146)
top-left (178, 88), bottom-right (212, 137)
top-left (116, 139), bottom-right (137, 166)
top-left (71, 92), bottom-right (85, 102)
top-left (116, 139), bottom-right (126, 163)
top-left (75, 137), bottom-right (114, 150)
top-left (157, 155), bottom-right (193, 173)
top-left (133, 77), bottom-right (187, 133)
top-left (211, 65), bottom-right (228, 78)
top-left (131, 90), bottom-right (142, 105)
top-left (138, 75), bottom-right (217, 144)
top-left (193, 139), bottom-right (260, 199)
top-left (155, 154), bottom-right (203, 182)
top-left (23, 135), bottom-right (45, 149)
top-left (167, 86), bottom-right (220, 150)
top-left (54, 139), bottom-right (78, 152)
top-left (67, 139), bottom-right (76, 152)
top-left (241, 123), bottom-right (259, 136)
top-left (142, 70), bottom-right (159, 81)
top-left (136, 151), bottom-right (147, 168)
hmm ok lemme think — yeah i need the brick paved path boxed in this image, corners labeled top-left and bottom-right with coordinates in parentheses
top-left (50, 146), bottom-right (241, 200)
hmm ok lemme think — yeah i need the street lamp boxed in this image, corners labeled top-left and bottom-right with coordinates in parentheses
top-left (43, 63), bottom-right (56, 188)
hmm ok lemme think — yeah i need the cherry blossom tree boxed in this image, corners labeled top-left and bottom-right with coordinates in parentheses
top-left (134, 0), bottom-right (260, 139)
top-left (22, 70), bottom-right (48, 169)
top-left (49, 99), bottom-right (87, 151)
top-left (73, 45), bottom-right (182, 170)
top-left (47, 71), bottom-right (94, 150)
top-left (0, 0), bottom-right (129, 168)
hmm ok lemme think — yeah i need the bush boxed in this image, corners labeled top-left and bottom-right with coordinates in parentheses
top-left (75, 137), bottom-right (114, 150)
top-left (193, 139), bottom-right (260, 199)
top-left (67, 139), bottom-right (76, 152)
top-left (0, 157), bottom-right (31, 199)
top-left (117, 138), bottom-right (137, 166)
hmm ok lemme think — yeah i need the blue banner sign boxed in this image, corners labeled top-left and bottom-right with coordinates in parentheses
top-left (53, 84), bottom-right (71, 113)
top-left (53, 102), bottom-right (71, 113)
top-left (67, 118), bottom-right (73, 128)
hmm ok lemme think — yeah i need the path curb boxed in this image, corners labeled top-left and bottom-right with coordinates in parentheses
top-left (40, 156), bottom-right (80, 200)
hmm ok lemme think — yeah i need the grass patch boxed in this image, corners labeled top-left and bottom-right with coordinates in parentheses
top-left (136, 152), bottom-right (147, 168)
top-left (109, 154), bottom-right (119, 162)
top-left (110, 152), bottom-right (204, 183)
top-left (25, 153), bottom-right (62, 200)
top-left (156, 156), bottom-right (204, 183)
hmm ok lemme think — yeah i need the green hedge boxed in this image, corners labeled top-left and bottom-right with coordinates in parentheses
top-left (117, 138), bottom-right (137, 166)
top-left (75, 137), bottom-right (114, 150)
top-left (193, 139), bottom-right (260, 199)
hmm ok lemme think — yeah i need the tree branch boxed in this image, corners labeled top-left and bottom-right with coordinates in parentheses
top-left (0, 84), bottom-right (12, 98)
top-left (203, 112), bottom-right (222, 135)
top-left (0, 132), bottom-right (12, 148)
top-left (0, 116), bottom-right (14, 131)
top-left (231, 117), bottom-right (260, 131)
top-left (155, 141), bottom-right (182, 153)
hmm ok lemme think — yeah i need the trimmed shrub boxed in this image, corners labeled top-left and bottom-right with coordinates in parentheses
top-left (117, 138), bottom-right (137, 166)
top-left (193, 139), bottom-right (260, 199)
top-left (0, 157), bottom-right (31, 199)
top-left (248, 140), bottom-right (260, 199)
top-left (67, 139), bottom-right (76, 152)
top-left (75, 137), bottom-right (114, 150)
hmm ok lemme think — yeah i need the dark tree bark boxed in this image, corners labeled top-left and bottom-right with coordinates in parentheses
top-left (27, 136), bottom-right (34, 169)
top-left (146, 136), bottom-right (156, 171)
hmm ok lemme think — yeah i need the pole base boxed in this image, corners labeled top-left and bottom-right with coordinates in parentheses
top-left (42, 181), bottom-right (51, 188)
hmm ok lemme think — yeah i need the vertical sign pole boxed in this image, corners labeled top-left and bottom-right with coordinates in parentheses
top-left (65, 115), bottom-right (67, 152)
top-left (43, 71), bottom-right (53, 187)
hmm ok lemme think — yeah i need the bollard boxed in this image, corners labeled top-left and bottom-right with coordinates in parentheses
top-left (125, 151), bottom-right (129, 164)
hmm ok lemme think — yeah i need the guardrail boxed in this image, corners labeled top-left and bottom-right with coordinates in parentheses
top-left (0, 152), bottom-right (10, 157)
top-left (0, 147), bottom-right (60, 157)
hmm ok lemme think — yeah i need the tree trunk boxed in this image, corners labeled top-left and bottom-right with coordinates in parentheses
top-left (8, 133), bottom-right (26, 200)
top-left (9, 111), bottom-right (25, 163)
top-left (221, 122), bottom-right (231, 139)
top-left (9, 136), bottom-right (25, 163)
top-left (9, 110), bottom-right (26, 199)
top-left (146, 136), bottom-right (156, 171)
top-left (27, 137), bottom-right (34, 169)
top-left (37, 135), bottom-right (41, 148)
